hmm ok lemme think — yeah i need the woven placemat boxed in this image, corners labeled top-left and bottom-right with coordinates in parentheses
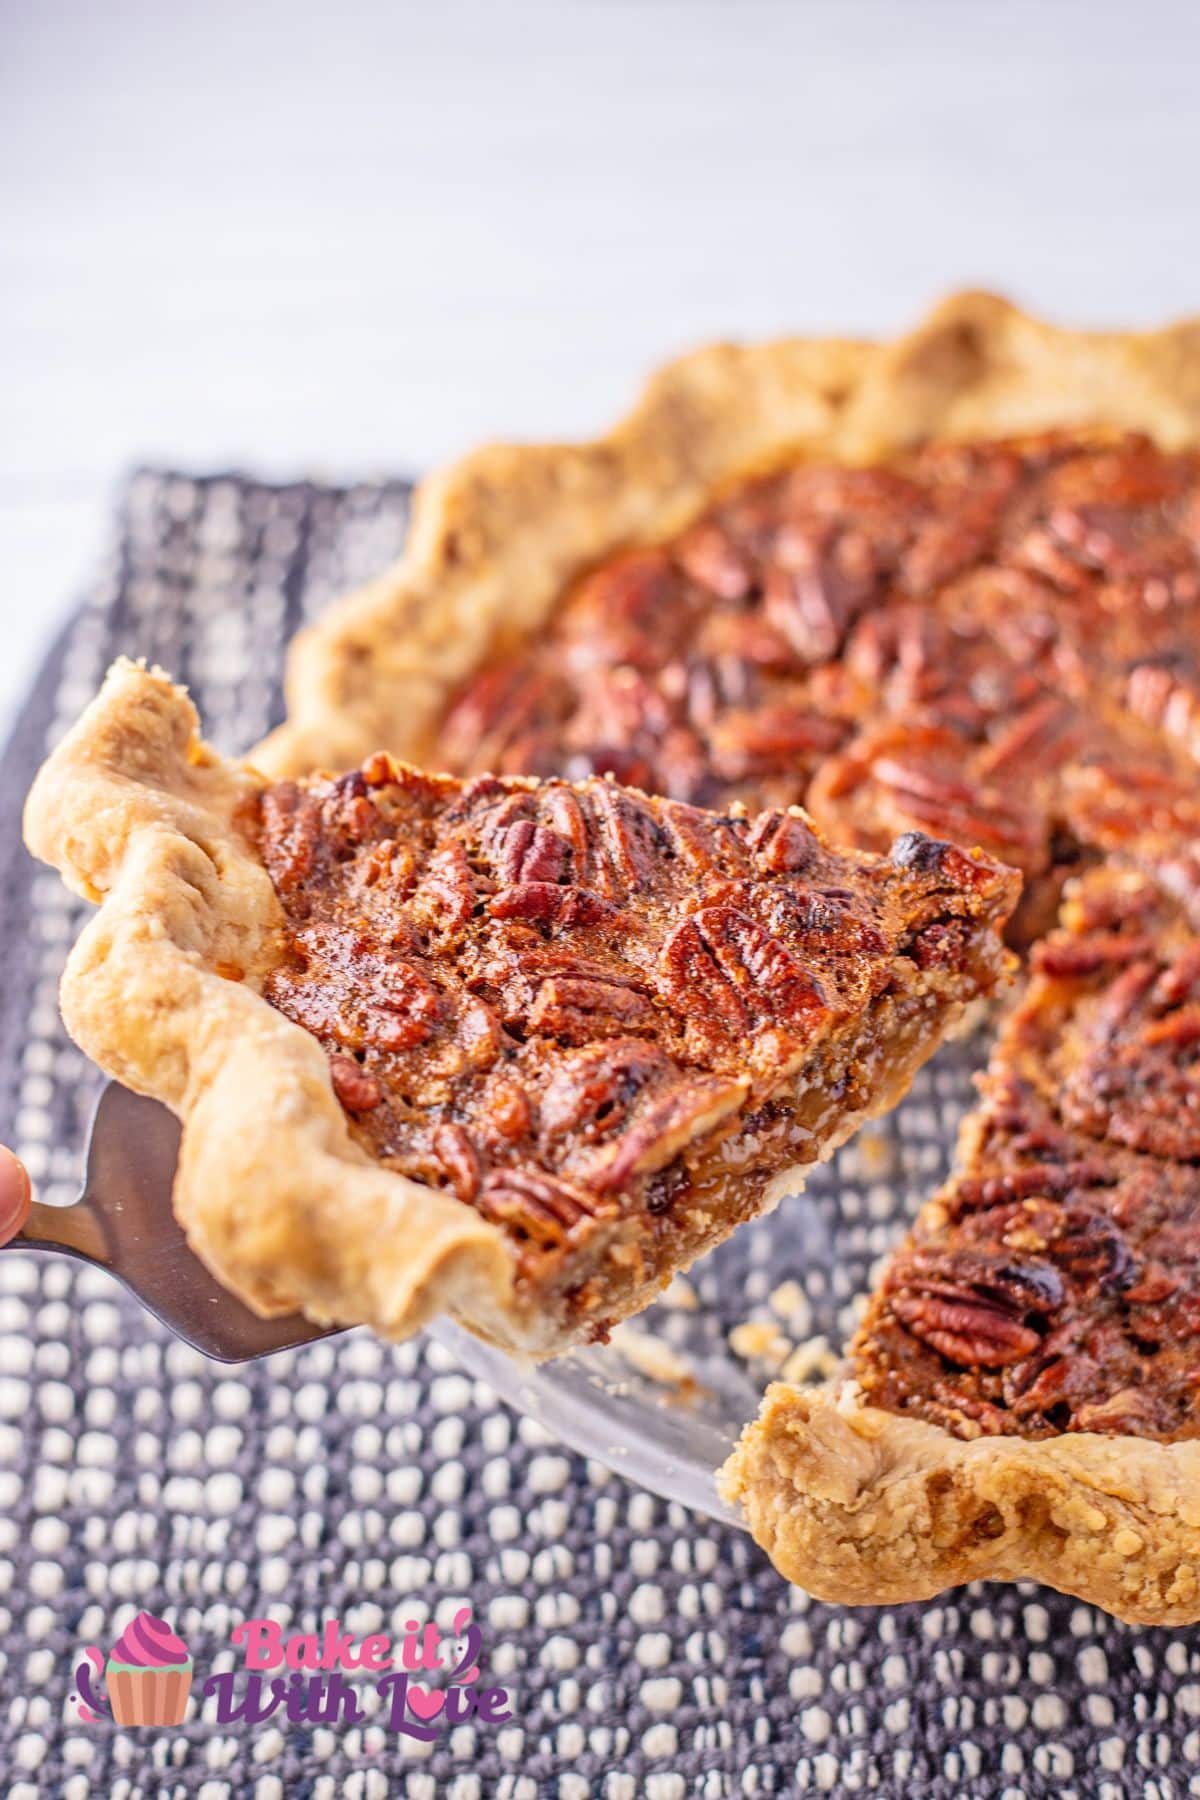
top-left (0, 469), bottom-right (1196, 1800)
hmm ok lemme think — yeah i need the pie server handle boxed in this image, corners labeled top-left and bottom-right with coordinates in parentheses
top-left (1, 1081), bottom-right (342, 1362)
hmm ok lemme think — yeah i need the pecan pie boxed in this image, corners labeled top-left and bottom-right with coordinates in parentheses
top-left (24, 660), bottom-right (1016, 1354)
top-left (25, 293), bottom-right (1200, 1621)
top-left (721, 866), bottom-right (1200, 1622)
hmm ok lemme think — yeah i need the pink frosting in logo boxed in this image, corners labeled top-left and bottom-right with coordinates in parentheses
top-left (109, 1611), bottom-right (190, 1668)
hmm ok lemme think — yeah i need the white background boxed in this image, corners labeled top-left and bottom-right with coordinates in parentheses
top-left (4, 0), bottom-right (1199, 730)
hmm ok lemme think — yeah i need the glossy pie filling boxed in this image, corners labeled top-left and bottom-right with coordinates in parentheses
top-left (256, 759), bottom-right (1015, 1337)
top-left (442, 431), bottom-right (1200, 944)
top-left (855, 868), bottom-right (1200, 1440)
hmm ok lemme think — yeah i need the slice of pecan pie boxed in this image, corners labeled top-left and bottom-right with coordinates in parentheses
top-left (24, 660), bottom-right (1018, 1354)
top-left (721, 865), bottom-right (1200, 1623)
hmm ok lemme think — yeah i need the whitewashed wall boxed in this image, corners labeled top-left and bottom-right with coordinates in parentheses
top-left (4, 0), bottom-right (1198, 726)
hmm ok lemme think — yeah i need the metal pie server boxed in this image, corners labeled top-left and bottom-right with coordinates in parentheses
top-left (4, 1081), bottom-right (341, 1361)
top-left (2, 1079), bottom-right (743, 1521)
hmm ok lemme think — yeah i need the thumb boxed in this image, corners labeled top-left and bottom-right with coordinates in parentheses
top-left (0, 1146), bottom-right (32, 1244)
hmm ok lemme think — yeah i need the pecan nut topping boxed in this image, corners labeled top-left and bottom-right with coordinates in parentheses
top-left (440, 431), bottom-right (1200, 939)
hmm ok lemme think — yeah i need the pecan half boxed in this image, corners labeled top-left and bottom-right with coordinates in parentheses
top-left (674, 520), bottom-right (754, 600)
top-left (588, 785), bottom-right (664, 893)
top-left (585, 1074), bottom-right (748, 1192)
top-left (483, 1076), bottom-right (534, 1146)
top-left (498, 820), bottom-right (570, 885)
top-left (411, 840), bottom-right (478, 941)
top-left (328, 1055), bottom-right (384, 1113)
top-left (709, 705), bottom-right (845, 780)
top-left (259, 782), bottom-right (322, 892)
top-left (432, 1123), bottom-right (481, 1203)
top-left (887, 1250), bottom-right (1062, 1368)
top-left (659, 904), bottom-right (825, 1050)
top-left (764, 524), bottom-right (879, 664)
top-left (266, 934), bottom-right (441, 1054)
top-left (527, 974), bottom-right (657, 1043)
top-left (487, 881), bottom-right (618, 929)
top-left (476, 1166), bottom-right (606, 1250)
top-left (745, 810), bottom-right (821, 875)
top-left (890, 1291), bottom-right (1041, 1368)
top-left (657, 802), bottom-right (750, 878)
top-left (1034, 934), bottom-right (1154, 978)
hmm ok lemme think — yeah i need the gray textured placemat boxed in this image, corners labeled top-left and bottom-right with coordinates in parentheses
top-left (0, 469), bottom-right (1197, 1800)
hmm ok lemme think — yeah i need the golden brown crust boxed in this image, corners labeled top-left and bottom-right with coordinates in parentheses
top-left (22, 658), bottom-right (520, 1346)
top-left (840, 289), bottom-right (1200, 456)
top-left (254, 291), bottom-right (1200, 780)
top-left (719, 1382), bottom-right (1200, 1626)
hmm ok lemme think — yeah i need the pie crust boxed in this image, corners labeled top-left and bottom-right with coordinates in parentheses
top-left (23, 659), bottom-right (1015, 1355)
top-left (716, 1381), bottom-right (1200, 1626)
top-left (253, 291), bottom-right (1200, 782)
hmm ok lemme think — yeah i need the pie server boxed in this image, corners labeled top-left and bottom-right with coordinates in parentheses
top-left (1, 1080), bottom-right (744, 1522)
top-left (3, 1081), bottom-right (335, 1360)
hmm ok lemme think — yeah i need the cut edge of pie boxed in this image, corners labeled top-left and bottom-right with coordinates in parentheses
top-left (24, 658), bottom-right (1018, 1356)
top-left (253, 290), bottom-right (1200, 783)
top-left (720, 865), bottom-right (1200, 1626)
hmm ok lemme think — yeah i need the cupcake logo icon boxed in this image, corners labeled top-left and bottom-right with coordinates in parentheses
top-left (74, 1612), bottom-right (194, 1727)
